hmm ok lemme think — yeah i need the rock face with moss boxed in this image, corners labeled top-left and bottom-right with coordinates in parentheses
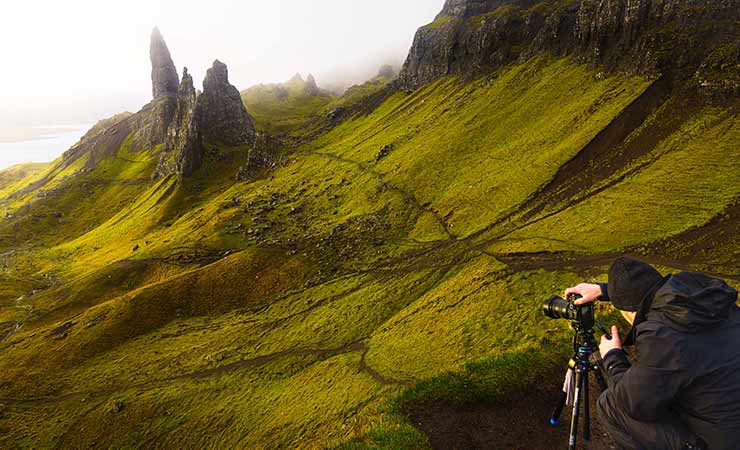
top-left (150, 27), bottom-right (180, 99)
top-left (155, 68), bottom-right (203, 178)
top-left (398, 0), bottom-right (739, 92)
top-left (155, 60), bottom-right (259, 178)
top-left (236, 133), bottom-right (281, 181)
top-left (197, 60), bottom-right (256, 147)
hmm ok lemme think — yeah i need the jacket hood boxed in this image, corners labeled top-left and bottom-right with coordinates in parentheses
top-left (608, 257), bottom-right (664, 312)
top-left (649, 272), bottom-right (738, 333)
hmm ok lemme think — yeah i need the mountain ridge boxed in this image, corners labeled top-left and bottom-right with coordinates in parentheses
top-left (398, 0), bottom-right (739, 94)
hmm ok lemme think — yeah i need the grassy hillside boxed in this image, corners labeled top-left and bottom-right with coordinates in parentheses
top-left (0, 163), bottom-right (51, 198)
top-left (242, 76), bottom-right (336, 135)
top-left (0, 55), bottom-right (737, 448)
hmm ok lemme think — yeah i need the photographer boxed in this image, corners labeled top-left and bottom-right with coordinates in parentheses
top-left (564, 257), bottom-right (740, 450)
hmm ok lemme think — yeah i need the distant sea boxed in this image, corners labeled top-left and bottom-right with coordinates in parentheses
top-left (0, 125), bottom-right (91, 171)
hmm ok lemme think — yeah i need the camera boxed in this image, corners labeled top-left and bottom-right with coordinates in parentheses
top-left (543, 294), bottom-right (595, 329)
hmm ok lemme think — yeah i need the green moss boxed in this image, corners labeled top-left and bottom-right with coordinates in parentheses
top-left (499, 107), bottom-right (739, 252)
top-left (422, 15), bottom-right (455, 30)
top-left (242, 80), bottom-right (336, 135)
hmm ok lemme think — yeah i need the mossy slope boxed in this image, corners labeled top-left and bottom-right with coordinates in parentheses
top-left (0, 55), bottom-right (737, 448)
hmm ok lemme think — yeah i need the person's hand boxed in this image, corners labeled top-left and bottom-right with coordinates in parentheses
top-left (599, 326), bottom-right (622, 356)
top-left (563, 283), bottom-right (602, 305)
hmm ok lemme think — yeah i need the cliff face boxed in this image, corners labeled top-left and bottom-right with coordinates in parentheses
top-left (398, 0), bottom-right (739, 92)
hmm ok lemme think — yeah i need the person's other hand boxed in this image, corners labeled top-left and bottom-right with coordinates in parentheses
top-left (600, 326), bottom-right (622, 356)
top-left (563, 283), bottom-right (602, 305)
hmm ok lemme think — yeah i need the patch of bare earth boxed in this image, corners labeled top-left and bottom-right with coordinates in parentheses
top-left (406, 366), bottom-right (617, 450)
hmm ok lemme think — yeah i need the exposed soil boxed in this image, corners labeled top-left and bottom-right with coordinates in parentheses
top-left (407, 365), bottom-right (618, 450)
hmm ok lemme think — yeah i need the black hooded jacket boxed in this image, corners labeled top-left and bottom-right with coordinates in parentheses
top-left (602, 271), bottom-right (740, 450)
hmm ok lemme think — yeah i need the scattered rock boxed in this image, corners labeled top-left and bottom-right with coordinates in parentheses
top-left (111, 401), bottom-right (124, 413)
top-left (236, 133), bottom-right (281, 181)
top-left (375, 144), bottom-right (394, 162)
top-left (132, 245), bottom-right (140, 252)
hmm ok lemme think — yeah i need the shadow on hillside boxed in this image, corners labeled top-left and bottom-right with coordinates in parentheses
top-left (406, 365), bottom-right (617, 450)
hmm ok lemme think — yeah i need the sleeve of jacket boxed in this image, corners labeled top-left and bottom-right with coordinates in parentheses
top-left (602, 328), bottom-right (692, 421)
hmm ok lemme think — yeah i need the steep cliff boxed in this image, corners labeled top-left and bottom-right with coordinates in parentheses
top-left (399, 0), bottom-right (739, 93)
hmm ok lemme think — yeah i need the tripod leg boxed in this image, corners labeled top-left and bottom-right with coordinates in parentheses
top-left (583, 370), bottom-right (591, 441)
top-left (569, 367), bottom-right (584, 450)
top-left (551, 368), bottom-right (573, 425)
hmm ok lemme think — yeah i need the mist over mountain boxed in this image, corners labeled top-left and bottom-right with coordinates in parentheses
top-left (0, 1), bottom-right (737, 448)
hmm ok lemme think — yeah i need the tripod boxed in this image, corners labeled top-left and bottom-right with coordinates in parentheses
top-left (550, 323), bottom-right (607, 450)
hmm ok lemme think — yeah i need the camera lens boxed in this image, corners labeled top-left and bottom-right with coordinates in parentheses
top-left (543, 295), bottom-right (574, 320)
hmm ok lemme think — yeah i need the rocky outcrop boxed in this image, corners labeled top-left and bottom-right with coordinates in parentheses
top-left (154, 60), bottom-right (257, 179)
top-left (236, 133), bottom-right (280, 181)
top-left (126, 28), bottom-right (180, 152)
top-left (197, 60), bottom-right (256, 147)
top-left (398, 0), bottom-right (739, 93)
top-left (150, 27), bottom-right (179, 99)
top-left (127, 97), bottom-right (177, 152)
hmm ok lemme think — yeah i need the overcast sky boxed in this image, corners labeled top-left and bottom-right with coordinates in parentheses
top-left (0, 0), bottom-right (443, 129)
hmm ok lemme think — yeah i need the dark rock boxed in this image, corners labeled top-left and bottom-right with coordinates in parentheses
top-left (327, 106), bottom-right (347, 122)
top-left (132, 245), bottom-right (140, 252)
top-left (150, 27), bottom-right (179, 99)
top-left (375, 144), bottom-right (394, 162)
top-left (155, 68), bottom-right (203, 178)
top-left (111, 401), bottom-right (124, 413)
top-left (398, 0), bottom-right (739, 92)
top-left (197, 60), bottom-right (256, 146)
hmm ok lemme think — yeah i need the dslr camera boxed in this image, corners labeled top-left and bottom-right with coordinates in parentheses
top-left (542, 294), bottom-right (595, 330)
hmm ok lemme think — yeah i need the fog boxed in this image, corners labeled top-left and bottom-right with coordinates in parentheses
top-left (0, 0), bottom-right (442, 132)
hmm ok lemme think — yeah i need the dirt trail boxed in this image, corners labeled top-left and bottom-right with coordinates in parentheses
top-left (302, 150), bottom-right (456, 239)
top-left (2, 294), bottom-right (35, 342)
top-left (0, 342), bottom-right (368, 407)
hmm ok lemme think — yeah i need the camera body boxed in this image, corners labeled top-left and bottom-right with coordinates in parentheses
top-left (543, 294), bottom-right (595, 330)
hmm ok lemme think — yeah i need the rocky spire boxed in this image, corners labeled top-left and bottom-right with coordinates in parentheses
top-left (288, 73), bottom-right (304, 84)
top-left (304, 73), bottom-right (319, 95)
top-left (150, 27), bottom-right (179, 99)
top-left (196, 60), bottom-right (256, 146)
top-left (165, 68), bottom-right (202, 177)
